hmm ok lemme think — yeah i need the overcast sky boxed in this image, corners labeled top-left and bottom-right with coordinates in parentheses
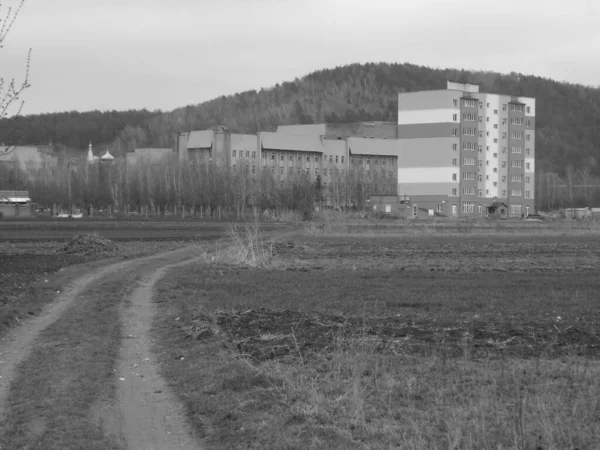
top-left (2, 0), bottom-right (600, 116)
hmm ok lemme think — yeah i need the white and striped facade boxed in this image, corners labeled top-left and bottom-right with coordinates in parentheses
top-left (397, 81), bottom-right (535, 216)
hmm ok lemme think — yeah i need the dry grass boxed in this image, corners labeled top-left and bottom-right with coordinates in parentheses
top-left (225, 221), bottom-right (274, 268)
top-left (152, 232), bottom-right (600, 449)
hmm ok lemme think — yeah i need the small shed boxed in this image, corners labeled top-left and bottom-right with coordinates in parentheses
top-left (487, 202), bottom-right (508, 218)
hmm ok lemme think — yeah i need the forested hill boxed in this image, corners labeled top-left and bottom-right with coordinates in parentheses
top-left (2, 62), bottom-right (600, 175)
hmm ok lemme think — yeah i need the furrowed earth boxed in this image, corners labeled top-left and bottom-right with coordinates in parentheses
top-left (152, 230), bottom-right (600, 449)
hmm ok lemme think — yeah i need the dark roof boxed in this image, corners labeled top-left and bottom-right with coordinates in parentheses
top-left (489, 202), bottom-right (508, 208)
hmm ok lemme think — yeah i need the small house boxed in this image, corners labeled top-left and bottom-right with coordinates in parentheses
top-left (487, 202), bottom-right (508, 218)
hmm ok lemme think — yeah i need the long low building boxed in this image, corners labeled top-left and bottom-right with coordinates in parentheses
top-left (176, 126), bottom-right (399, 190)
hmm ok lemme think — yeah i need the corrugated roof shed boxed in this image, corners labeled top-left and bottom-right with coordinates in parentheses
top-left (187, 130), bottom-right (213, 149)
top-left (347, 137), bottom-right (400, 156)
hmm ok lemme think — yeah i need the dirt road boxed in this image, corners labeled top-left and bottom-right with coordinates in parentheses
top-left (0, 242), bottom-right (218, 449)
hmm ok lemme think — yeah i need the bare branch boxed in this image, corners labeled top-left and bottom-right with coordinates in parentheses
top-left (0, 0), bottom-right (30, 156)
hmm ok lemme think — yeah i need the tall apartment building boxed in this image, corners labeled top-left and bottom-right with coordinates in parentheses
top-left (397, 81), bottom-right (535, 217)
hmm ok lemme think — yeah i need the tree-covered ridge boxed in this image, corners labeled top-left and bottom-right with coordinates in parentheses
top-left (1, 62), bottom-right (600, 175)
top-left (0, 109), bottom-right (162, 155)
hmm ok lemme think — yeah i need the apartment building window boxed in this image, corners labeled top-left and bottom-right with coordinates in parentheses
top-left (494, 182), bottom-right (498, 187)
top-left (232, 150), bottom-right (237, 157)
top-left (511, 117), bottom-right (524, 125)
top-left (479, 131), bottom-right (484, 138)
top-left (315, 168), bottom-right (319, 176)
top-left (335, 155), bottom-right (339, 163)
top-left (478, 174), bottom-right (483, 182)
top-left (486, 189), bottom-right (489, 195)
top-left (479, 117), bottom-right (483, 123)
top-left (262, 152), bottom-right (266, 159)
top-left (478, 189), bottom-right (483, 197)
top-left (493, 168), bottom-right (497, 173)
top-left (452, 143), bottom-right (457, 151)
top-left (479, 101), bottom-right (483, 109)
top-left (271, 152), bottom-right (275, 160)
top-left (525, 191), bottom-right (531, 198)
top-left (453, 99), bottom-right (458, 107)
top-left (526, 148), bottom-right (531, 156)
top-left (526, 134), bottom-right (531, 141)
top-left (280, 153), bottom-right (284, 161)
top-left (493, 152), bottom-right (498, 158)
top-left (252, 165), bottom-right (256, 174)
top-left (486, 145), bottom-right (490, 151)
top-left (232, 164), bottom-right (236, 171)
top-left (502, 147), bottom-right (507, 154)
top-left (512, 131), bottom-right (524, 139)
top-left (502, 132), bottom-right (507, 139)
top-left (502, 175), bottom-right (506, 182)
top-left (245, 151), bottom-right (249, 158)
top-left (512, 160), bottom-right (523, 168)
top-left (526, 119), bottom-right (531, 127)
top-left (493, 138), bottom-right (498, 143)
top-left (502, 118), bottom-right (506, 125)
top-left (463, 157), bottom-right (476, 165)
top-left (526, 106), bottom-right (531, 113)
top-left (251, 151), bottom-right (256, 159)
top-left (453, 113), bottom-right (458, 121)
top-left (462, 127), bottom-right (476, 136)
top-left (511, 146), bottom-right (523, 154)
top-left (366, 158), bottom-right (370, 165)
top-left (452, 158), bottom-right (457, 166)
top-left (486, 117), bottom-right (489, 122)
top-left (511, 174), bottom-right (523, 182)
top-left (502, 161), bottom-right (506, 168)
top-left (452, 188), bottom-right (457, 196)
top-left (486, 102), bottom-right (490, 107)
top-left (486, 161), bottom-right (489, 166)
top-left (452, 173), bottom-right (457, 181)
top-left (486, 175), bottom-right (489, 180)
top-left (463, 113), bottom-right (475, 121)
top-left (502, 190), bottom-right (506, 196)
top-left (463, 142), bottom-right (476, 151)
top-left (329, 155), bottom-right (333, 163)
top-left (486, 131), bottom-right (489, 137)
top-left (526, 176), bottom-right (530, 183)
top-left (462, 200), bottom-right (475, 212)
top-left (478, 145), bottom-right (483, 152)
top-left (315, 156), bottom-right (320, 162)
top-left (453, 129), bottom-right (458, 136)
top-left (510, 104), bottom-right (524, 112)
top-left (502, 104), bottom-right (507, 111)
top-left (479, 160), bottom-right (483, 167)
top-left (350, 157), bottom-right (354, 164)
top-left (463, 99), bottom-right (476, 108)
top-left (463, 172), bottom-right (476, 180)
top-left (510, 204), bottom-right (523, 215)
top-left (341, 156), bottom-right (344, 163)
top-left (493, 124), bottom-right (498, 129)
top-left (494, 109), bottom-right (498, 114)
top-left (280, 167), bottom-right (284, 175)
top-left (526, 162), bottom-right (531, 170)
top-left (288, 167), bottom-right (293, 174)
top-left (298, 155), bottom-right (301, 161)
top-left (463, 187), bottom-right (475, 195)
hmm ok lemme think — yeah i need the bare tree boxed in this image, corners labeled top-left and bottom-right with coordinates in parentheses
top-left (1, 0), bottom-right (31, 155)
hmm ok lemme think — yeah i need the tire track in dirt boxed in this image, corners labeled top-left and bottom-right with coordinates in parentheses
top-left (116, 260), bottom-right (205, 449)
top-left (0, 243), bottom-right (213, 427)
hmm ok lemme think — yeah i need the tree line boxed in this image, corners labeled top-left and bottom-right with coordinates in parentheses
top-left (2, 62), bottom-right (600, 178)
top-left (0, 157), bottom-right (397, 217)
